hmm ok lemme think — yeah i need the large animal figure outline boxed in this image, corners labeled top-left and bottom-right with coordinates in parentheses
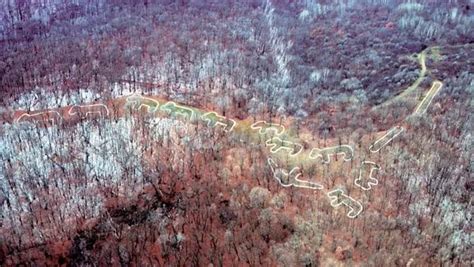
top-left (354, 161), bottom-right (380, 191)
top-left (309, 145), bottom-right (354, 164)
top-left (201, 112), bottom-right (236, 132)
top-left (161, 101), bottom-right (195, 120)
top-left (267, 158), bottom-right (323, 190)
top-left (126, 94), bottom-right (160, 113)
top-left (69, 104), bottom-right (109, 119)
top-left (15, 111), bottom-right (63, 126)
top-left (265, 137), bottom-right (303, 156)
top-left (251, 121), bottom-right (285, 135)
top-left (327, 189), bottom-right (363, 218)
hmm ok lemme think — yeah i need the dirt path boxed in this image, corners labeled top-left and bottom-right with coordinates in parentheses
top-left (373, 48), bottom-right (428, 109)
top-left (375, 43), bottom-right (472, 110)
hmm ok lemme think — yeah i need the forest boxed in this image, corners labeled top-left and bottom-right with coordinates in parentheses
top-left (0, 0), bottom-right (472, 266)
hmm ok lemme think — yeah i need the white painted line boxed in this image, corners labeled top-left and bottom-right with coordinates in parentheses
top-left (309, 145), bottom-right (354, 164)
top-left (265, 137), bottom-right (303, 157)
top-left (251, 120), bottom-right (285, 135)
top-left (68, 104), bottom-right (110, 118)
top-left (369, 126), bottom-right (404, 153)
top-left (15, 111), bottom-right (63, 126)
top-left (327, 189), bottom-right (363, 219)
top-left (414, 81), bottom-right (443, 115)
top-left (354, 161), bottom-right (380, 191)
top-left (201, 112), bottom-right (237, 132)
top-left (267, 158), bottom-right (324, 190)
top-left (161, 101), bottom-right (195, 121)
top-left (126, 94), bottom-right (160, 113)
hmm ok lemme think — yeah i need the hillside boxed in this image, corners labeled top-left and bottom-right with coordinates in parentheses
top-left (0, 0), bottom-right (472, 266)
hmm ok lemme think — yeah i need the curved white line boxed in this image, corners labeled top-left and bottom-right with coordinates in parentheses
top-left (309, 145), bottom-right (354, 163)
top-left (354, 161), bottom-right (380, 191)
top-left (251, 120), bottom-right (285, 135)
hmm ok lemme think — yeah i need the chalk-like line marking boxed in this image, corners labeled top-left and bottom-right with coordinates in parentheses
top-left (309, 145), bottom-right (354, 164)
top-left (251, 121), bottom-right (285, 135)
top-left (268, 158), bottom-right (324, 190)
top-left (161, 101), bottom-right (195, 121)
top-left (327, 189), bottom-right (363, 219)
top-left (369, 126), bottom-right (404, 153)
top-left (201, 112), bottom-right (237, 132)
top-left (15, 111), bottom-right (63, 126)
top-left (126, 94), bottom-right (160, 113)
top-left (68, 104), bottom-right (110, 118)
top-left (265, 137), bottom-right (303, 157)
top-left (354, 161), bottom-right (380, 191)
top-left (414, 81), bottom-right (443, 115)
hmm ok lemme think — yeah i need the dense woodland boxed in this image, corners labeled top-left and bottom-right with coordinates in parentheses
top-left (0, 0), bottom-right (472, 266)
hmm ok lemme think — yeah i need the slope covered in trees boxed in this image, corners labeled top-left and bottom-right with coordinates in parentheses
top-left (0, 0), bottom-right (472, 266)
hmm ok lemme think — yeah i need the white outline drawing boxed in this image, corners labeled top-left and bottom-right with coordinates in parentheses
top-left (161, 101), bottom-right (195, 121)
top-left (327, 189), bottom-right (363, 219)
top-left (68, 104), bottom-right (109, 119)
top-left (201, 112), bottom-right (236, 132)
top-left (354, 161), bottom-right (380, 191)
top-left (126, 94), bottom-right (160, 113)
top-left (309, 145), bottom-right (354, 164)
top-left (251, 121), bottom-right (285, 135)
top-left (267, 158), bottom-right (323, 190)
top-left (414, 81), bottom-right (443, 115)
top-left (265, 137), bottom-right (303, 157)
top-left (369, 126), bottom-right (404, 153)
top-left (15, 111), bottom-right (63, 126)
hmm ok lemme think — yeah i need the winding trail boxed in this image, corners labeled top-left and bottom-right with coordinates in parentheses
top-left (374, 43), bottom-right (472, 110)
top-left (373, 48), bottom-right (428, 109)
